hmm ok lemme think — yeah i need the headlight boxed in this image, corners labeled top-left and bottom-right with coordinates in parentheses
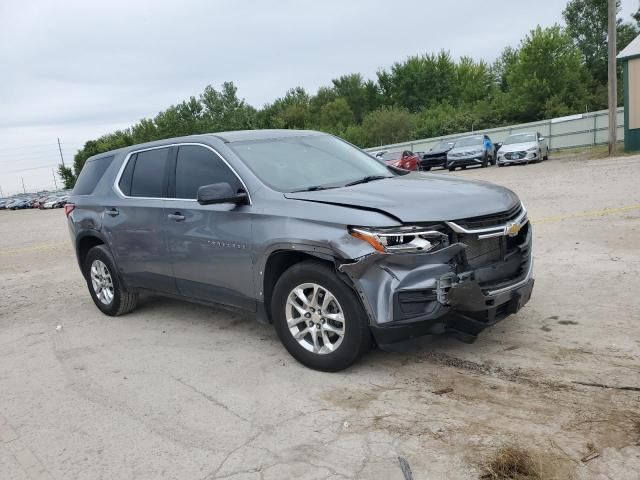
top-left (527, 146), bottom-right (538, 152)
top-left (349, 226), bottom-right (449, 254)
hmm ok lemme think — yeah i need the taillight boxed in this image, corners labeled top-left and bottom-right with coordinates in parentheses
top-left (64, 203), bottom-right (75, 218)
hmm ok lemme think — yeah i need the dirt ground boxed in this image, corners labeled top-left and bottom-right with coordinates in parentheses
top-left (1, 154), bottom-right (639, 480)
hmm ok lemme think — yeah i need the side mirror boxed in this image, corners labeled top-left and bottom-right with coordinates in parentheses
top-left (539, 136), bottom-right (545, 141)
top-left (197, 183), bottom-right (247, 205)
top-left (495, 142), bottom-right (503, 150)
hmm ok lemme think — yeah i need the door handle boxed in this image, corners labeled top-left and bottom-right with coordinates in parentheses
top-left (106, 208), bottom-right (119, 217)
top-left (167, 212), bottom-right (185, 222)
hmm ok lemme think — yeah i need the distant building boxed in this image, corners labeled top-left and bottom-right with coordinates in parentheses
top-left (618, 34), bottom-right (640, 152)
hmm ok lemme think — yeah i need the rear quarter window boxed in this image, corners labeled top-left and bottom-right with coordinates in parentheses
top-left (72, 155), bottom-right (115, 195)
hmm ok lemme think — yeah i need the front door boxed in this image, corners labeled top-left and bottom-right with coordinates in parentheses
top-left (164, 144), bottom-right (255, 311)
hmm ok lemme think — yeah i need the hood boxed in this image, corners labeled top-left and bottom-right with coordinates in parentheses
top-left (423, 146), bottom-right (452, 157)
top-left (448, 144), bottom-right (484, 156)
top-left (499, 141), bottom-right (537, 153)
top-left (284, 173), bottom-right (520, 223)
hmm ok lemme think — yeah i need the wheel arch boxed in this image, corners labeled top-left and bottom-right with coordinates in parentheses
top-left (260, 245), bottom-right (351, 324)
top-left (75, 231), bottom-right (109, 275)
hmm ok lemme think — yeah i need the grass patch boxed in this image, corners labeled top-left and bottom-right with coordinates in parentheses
top-left (480, 445), bottom-right (574, 480)
top-left (481, 446), bottom-right (542, 479)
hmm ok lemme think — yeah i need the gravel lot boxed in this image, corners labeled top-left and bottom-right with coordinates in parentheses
top-left (1, 154), bottom-right (639, 480)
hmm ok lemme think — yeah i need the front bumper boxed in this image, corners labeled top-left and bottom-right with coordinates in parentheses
top-left (447, 154), bottom-right (485, 167)
top-left (369, 268), bottom-right (533, 348)
top-left (420, 155), bottom-right (447, 168)
top-left (339, 215), bottom-right (533, 348)
top-left (498, 150), bottom-right (538, 164)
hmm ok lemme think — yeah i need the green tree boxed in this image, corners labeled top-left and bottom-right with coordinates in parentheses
top-left (506, 25), bottom-right (591, 120)
top-left (562, 0), bottom-right (638, 84)
top-left (491, 46), bottom-right (519, 92)
top-left (455, 56), bottom-right (494, 104)
top-left (359, 106), bottom-right (417, 146)
top-left (319, 98), bottom-right (354, 134)
top-left (331, 74), bottom-right (367, 122)
top-left (57, 165), bottom-right (76, 189)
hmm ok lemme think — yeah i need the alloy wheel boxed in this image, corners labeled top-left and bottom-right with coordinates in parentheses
top-left (90, 259), bottom-right (114, 305)
top-left (285, 283), bottom-right (346, 354)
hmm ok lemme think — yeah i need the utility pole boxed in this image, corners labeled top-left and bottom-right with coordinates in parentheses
top-left (51, 168), bottom-right (58, 191)
top-left (57, 137), bottom-right (66, 167)
top-left (608, 0), bottom-right (617, 156)
top-left (21, 177), bottom-right (26, 194)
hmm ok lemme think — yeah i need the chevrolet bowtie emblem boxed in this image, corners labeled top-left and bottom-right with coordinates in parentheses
top-left (505, 221), bottom-right (522, 237)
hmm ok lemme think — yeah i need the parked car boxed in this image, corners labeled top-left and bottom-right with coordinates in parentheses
top-left (53, 196), bottom-right (69, 208)
top-left (419, 141), bottom-right (455, 171)
top-left (446, 135), bottom-right (495, 171)
top-left (67, 130), bottom-right (533, 371)
top-left (42, 197), bottom-right (59, 209)
top-left (497, 132), bottom-right (549, 167)
top-left (379, 150), bottom-right (420, 171)
top-left (0, 200), bottom-right (8, 210)
top-left (9, 198), bottom-right (31, 210)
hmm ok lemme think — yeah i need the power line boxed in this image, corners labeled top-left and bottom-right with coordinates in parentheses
top-left (3, 164), bottom-right (59, 174)
top-left (0, 142), bottom-right (83, 152)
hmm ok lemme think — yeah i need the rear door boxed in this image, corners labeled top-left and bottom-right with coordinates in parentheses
top-left (102, 146), bottom-right (177, 293)
top-left (164, 144), bottom-right (255, 311)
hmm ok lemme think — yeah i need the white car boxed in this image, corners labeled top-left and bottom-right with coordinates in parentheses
top-left (497, 132), bottom-right (549, 167)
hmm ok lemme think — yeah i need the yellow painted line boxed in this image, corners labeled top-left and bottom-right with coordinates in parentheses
top-left (0, 242), bottom-right (70, 256)
top-left (532, 204), bottom-right (640, 225)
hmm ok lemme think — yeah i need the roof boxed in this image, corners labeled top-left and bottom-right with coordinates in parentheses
top-left (618, 33), bottom-right (640, 60)
top-left (209, 129), bottom-right (324, 143)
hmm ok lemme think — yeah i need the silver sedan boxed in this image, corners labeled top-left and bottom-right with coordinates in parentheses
top-left (497, 132), bottom-right (549, 166)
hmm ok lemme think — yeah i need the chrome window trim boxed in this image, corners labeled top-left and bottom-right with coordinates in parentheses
top-left (112, 142), bottom-right (252, 205)
top-left (445, 204), bottom-right (527, 238)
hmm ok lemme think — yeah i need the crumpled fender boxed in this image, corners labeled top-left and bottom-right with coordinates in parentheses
top-left (338, 244), bottom-right (466, 325)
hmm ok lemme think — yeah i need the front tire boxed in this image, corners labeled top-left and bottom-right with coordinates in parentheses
top-left (271, 260), bottom-right (371, 371)
top-left (83, 245), bottom-right (138, 316)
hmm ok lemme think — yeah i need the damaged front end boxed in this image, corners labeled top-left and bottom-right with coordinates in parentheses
top-left (339, 203), bottom-right (534, 348)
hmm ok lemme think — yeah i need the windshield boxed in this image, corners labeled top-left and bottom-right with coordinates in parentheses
top-left (379, 151), bottom-right (404, 161)
top-left (228, 134), bottom-right (393, 192)
top-left (432, 141), bottom-right (455, 151)
top-left (504, 133), bottom-right (536, 145)
top-left (454, 136), bottom-right (483, 148)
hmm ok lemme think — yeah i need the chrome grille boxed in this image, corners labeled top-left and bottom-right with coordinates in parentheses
top-left (452, 204), bottom-right (523, 230)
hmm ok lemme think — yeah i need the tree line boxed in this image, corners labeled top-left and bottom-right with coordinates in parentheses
top-left (59, 0), bottom-right (640, 188)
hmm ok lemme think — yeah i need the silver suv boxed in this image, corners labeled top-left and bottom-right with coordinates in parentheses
top-left (66, 130), bottom-right (534, 371)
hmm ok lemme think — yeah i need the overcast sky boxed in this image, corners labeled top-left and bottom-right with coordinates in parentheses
top-left (0, 0), bottom-right (638, 195)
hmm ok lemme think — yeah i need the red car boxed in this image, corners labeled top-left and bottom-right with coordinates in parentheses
top-left (379, 150), bottom-right (420, 171)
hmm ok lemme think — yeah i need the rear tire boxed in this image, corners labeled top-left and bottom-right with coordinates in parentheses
top-left (424, 166), bottom-right (431, 171)
top-left (271, 260), bottom-right (371, 371)
top-left (83, 245), bottom-right (138, 316)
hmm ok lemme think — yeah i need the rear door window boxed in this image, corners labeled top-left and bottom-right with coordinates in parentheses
top-left (174, 145), bottom-right (241, 199)
top-left (73, 155), bottom-right (114, 195)
top-left (130, 148), bottom-right (169, 198)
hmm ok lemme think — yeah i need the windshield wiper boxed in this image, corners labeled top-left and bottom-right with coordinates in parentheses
top-left (290, 185), bottom-right (336, 192)
top-left (344, 175), bottom-right (391, 187)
